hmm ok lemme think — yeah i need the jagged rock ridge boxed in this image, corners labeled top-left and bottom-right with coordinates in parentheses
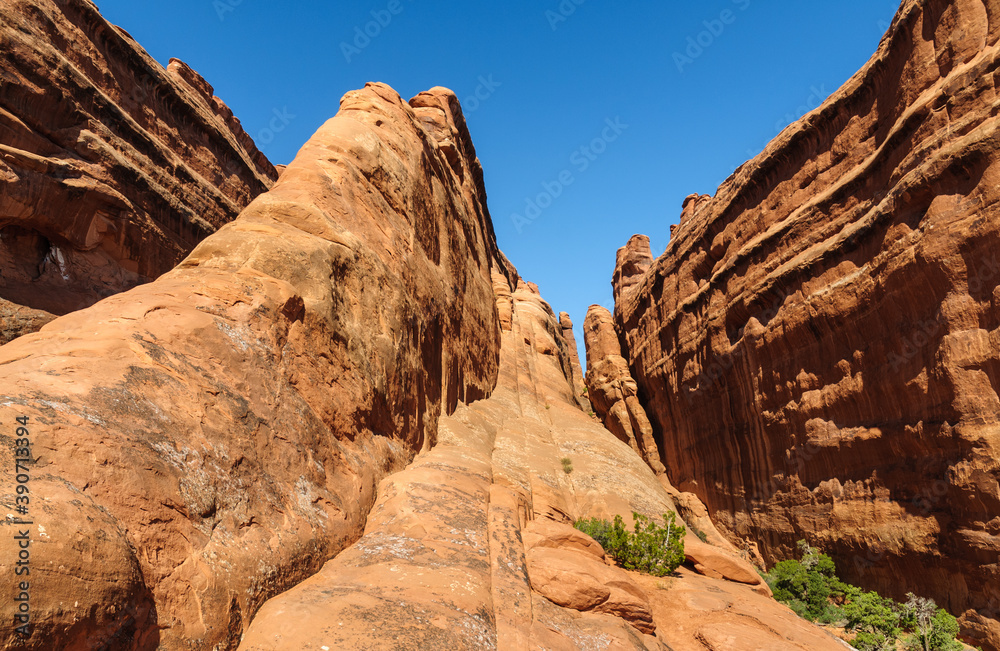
top-left (609, 0), bottom-right (1000, 648)
top-left (0, 73), bottom-right (847, 650)
top-left (0, 81), bottom-right (508, 650)
top-left (238, 277), bottom-right (838, 651)
top-left (0, 0), bottom-right (277, 318)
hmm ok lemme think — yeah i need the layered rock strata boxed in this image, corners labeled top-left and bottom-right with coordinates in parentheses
top-left (0, 82), bottom-right (506, 650)
top-left (611, 0), bottom-right (1000, 647)
top-left (0, 0), bottom-right (277, 316)
top-left (238, 277), bottom-right (834, 651)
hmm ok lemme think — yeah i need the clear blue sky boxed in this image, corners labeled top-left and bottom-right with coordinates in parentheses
top-left (96, 0), bottom-right (901, 364)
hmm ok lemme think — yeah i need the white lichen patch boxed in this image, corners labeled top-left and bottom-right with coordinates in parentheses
top-left (455, 610), bottom-right (497, 650)
top-left (353, 531), bottom-right (423, 562)
top-left (32, 399), bottom-right (107, 427)
top-left (215, 320), bottom-right (261, 354)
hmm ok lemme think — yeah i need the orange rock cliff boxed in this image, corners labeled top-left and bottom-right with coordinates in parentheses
top-left (0, 0), bottom-right (276, 323)
top-left (606, 0), bottom-right (1000, 648)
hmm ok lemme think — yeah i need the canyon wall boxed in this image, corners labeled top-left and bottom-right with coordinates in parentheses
top-left (612, 0), bottom-right (1000, 647)
top-left (0, 0), bottom-right (277, 317)
top-left (0, 82), bottom-right (507, 650)
top-left (238, 276), bottom-right (838, 651)
top-left (0, 72), bottom-right (841, 650)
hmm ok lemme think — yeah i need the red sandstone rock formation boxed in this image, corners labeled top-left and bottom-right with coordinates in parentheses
top-left (584, 304), bottom-right (665, 473)
top-left (0, 2), bottom-right (915, 647)
top-left (238, 274), bottom-right (829, 651)
top-left (0, 0), bottom-right (277, 317)
top-left (0, 299), bottom-right (54, 345)
top-left (558, 311), bottom-right (590, 410)
top-left (0, 82), bottom-right (506, 650)
top-left (0, 68), bottom-right (853, 646)
top-left (610, 0), bottom-right (1000, 647)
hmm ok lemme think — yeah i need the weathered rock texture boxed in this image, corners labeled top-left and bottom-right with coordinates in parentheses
top-left (585, 304), bottom-right (665, 473)
top-left (558, 311), bottom-right (589, 410)
top-left (611, 0), bottom-right (1000, 647)
top-left (0, 298), bottom-right (54, 345)
top-left (0, 82), bottom-right (507, 650)
top-left (239, 276), bottom-right (832, 651)
top-left (0, 0), bottom-right (277, 316)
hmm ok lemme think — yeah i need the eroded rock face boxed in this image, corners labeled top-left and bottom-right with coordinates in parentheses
top-left (0, 298), bottom-right (54, 345)
top-left (239, 274), bottom-right (832, 651)
top-left (612, 0), bottom-right (1000, 646)
top-left (613, 234), bottom-right (653, 305)
top-left (584, 304), bottom-right (665, 473)
top-left (0, 82), bottom-right (506, 650)
top-left (0, 0), bottom-right (277, 316)
top-left (558, 311), bottom-right (589, 410)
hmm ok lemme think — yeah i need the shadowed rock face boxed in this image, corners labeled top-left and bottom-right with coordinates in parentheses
top-left (0, 298), bottom-right (54, 345)
top-left (0, 0), bottom-right (277, 317)
top-left (238, 275), bottom-right (836, 651)
top-left (558, 311), bottom-right (590, 410)
top-left (611, 0), bottom-right (1000, 647)
top-left (584, 304), bottom-right (665, 474)
top-left (0, 82), bottom-right (507, 650)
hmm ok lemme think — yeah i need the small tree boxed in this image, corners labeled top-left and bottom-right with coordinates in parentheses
top-left (904, 593), bottom-right (937, 651)
top-left (622, 512), bottom-right (686, 576)
top-left (765, 541), bottom-right (846, 622)
top-left (902, 603), bottom-right (964, 651)
top-left (798, 539), bottom-right (821, 569)
top-left (843, 588), bottom-right (901, 651)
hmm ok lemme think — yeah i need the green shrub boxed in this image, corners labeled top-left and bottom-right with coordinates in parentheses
top-left (765, 541), bottom-right (965, 651)
top-left (843, 588), bottom-right (901, 650)
top-left (560, 457), bottom-right (573, 474)
top-left (574, 517), bottom-right (613, 549)
top-left (901, 603), bottom-right (964, 651)
top-left (574, 512), bottom-right (685, 577)
top-left (689, 525), bottom-right (709, 543)
top-left (764, 543), bottom-right (844, 622)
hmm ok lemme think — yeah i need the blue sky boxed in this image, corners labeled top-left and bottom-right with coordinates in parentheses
top-left (96, 0), bottom-right (901, 364)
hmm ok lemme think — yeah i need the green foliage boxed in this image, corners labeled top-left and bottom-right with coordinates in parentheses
top-left (689, 525), bottom-right (709, 543)
top-left (574, 512), bottom-right (685, 577)
top-left (764, 542), bottom-right (845, 622)
top-left (843, 588), bottom-right (901, 650)
top-left (574, 517), bottom-right (612, 548)
top-left (902, 606), bottom-right (964, 651)
top-left (560, 457), bottom-right (573, 474)
top-left (765, 541), bottom-right (965, 651)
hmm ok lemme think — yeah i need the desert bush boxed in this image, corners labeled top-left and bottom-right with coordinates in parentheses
top-left (574, 512), bottom-right (685, 577)
top-left (765, 541), bottom-right (965, 651)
